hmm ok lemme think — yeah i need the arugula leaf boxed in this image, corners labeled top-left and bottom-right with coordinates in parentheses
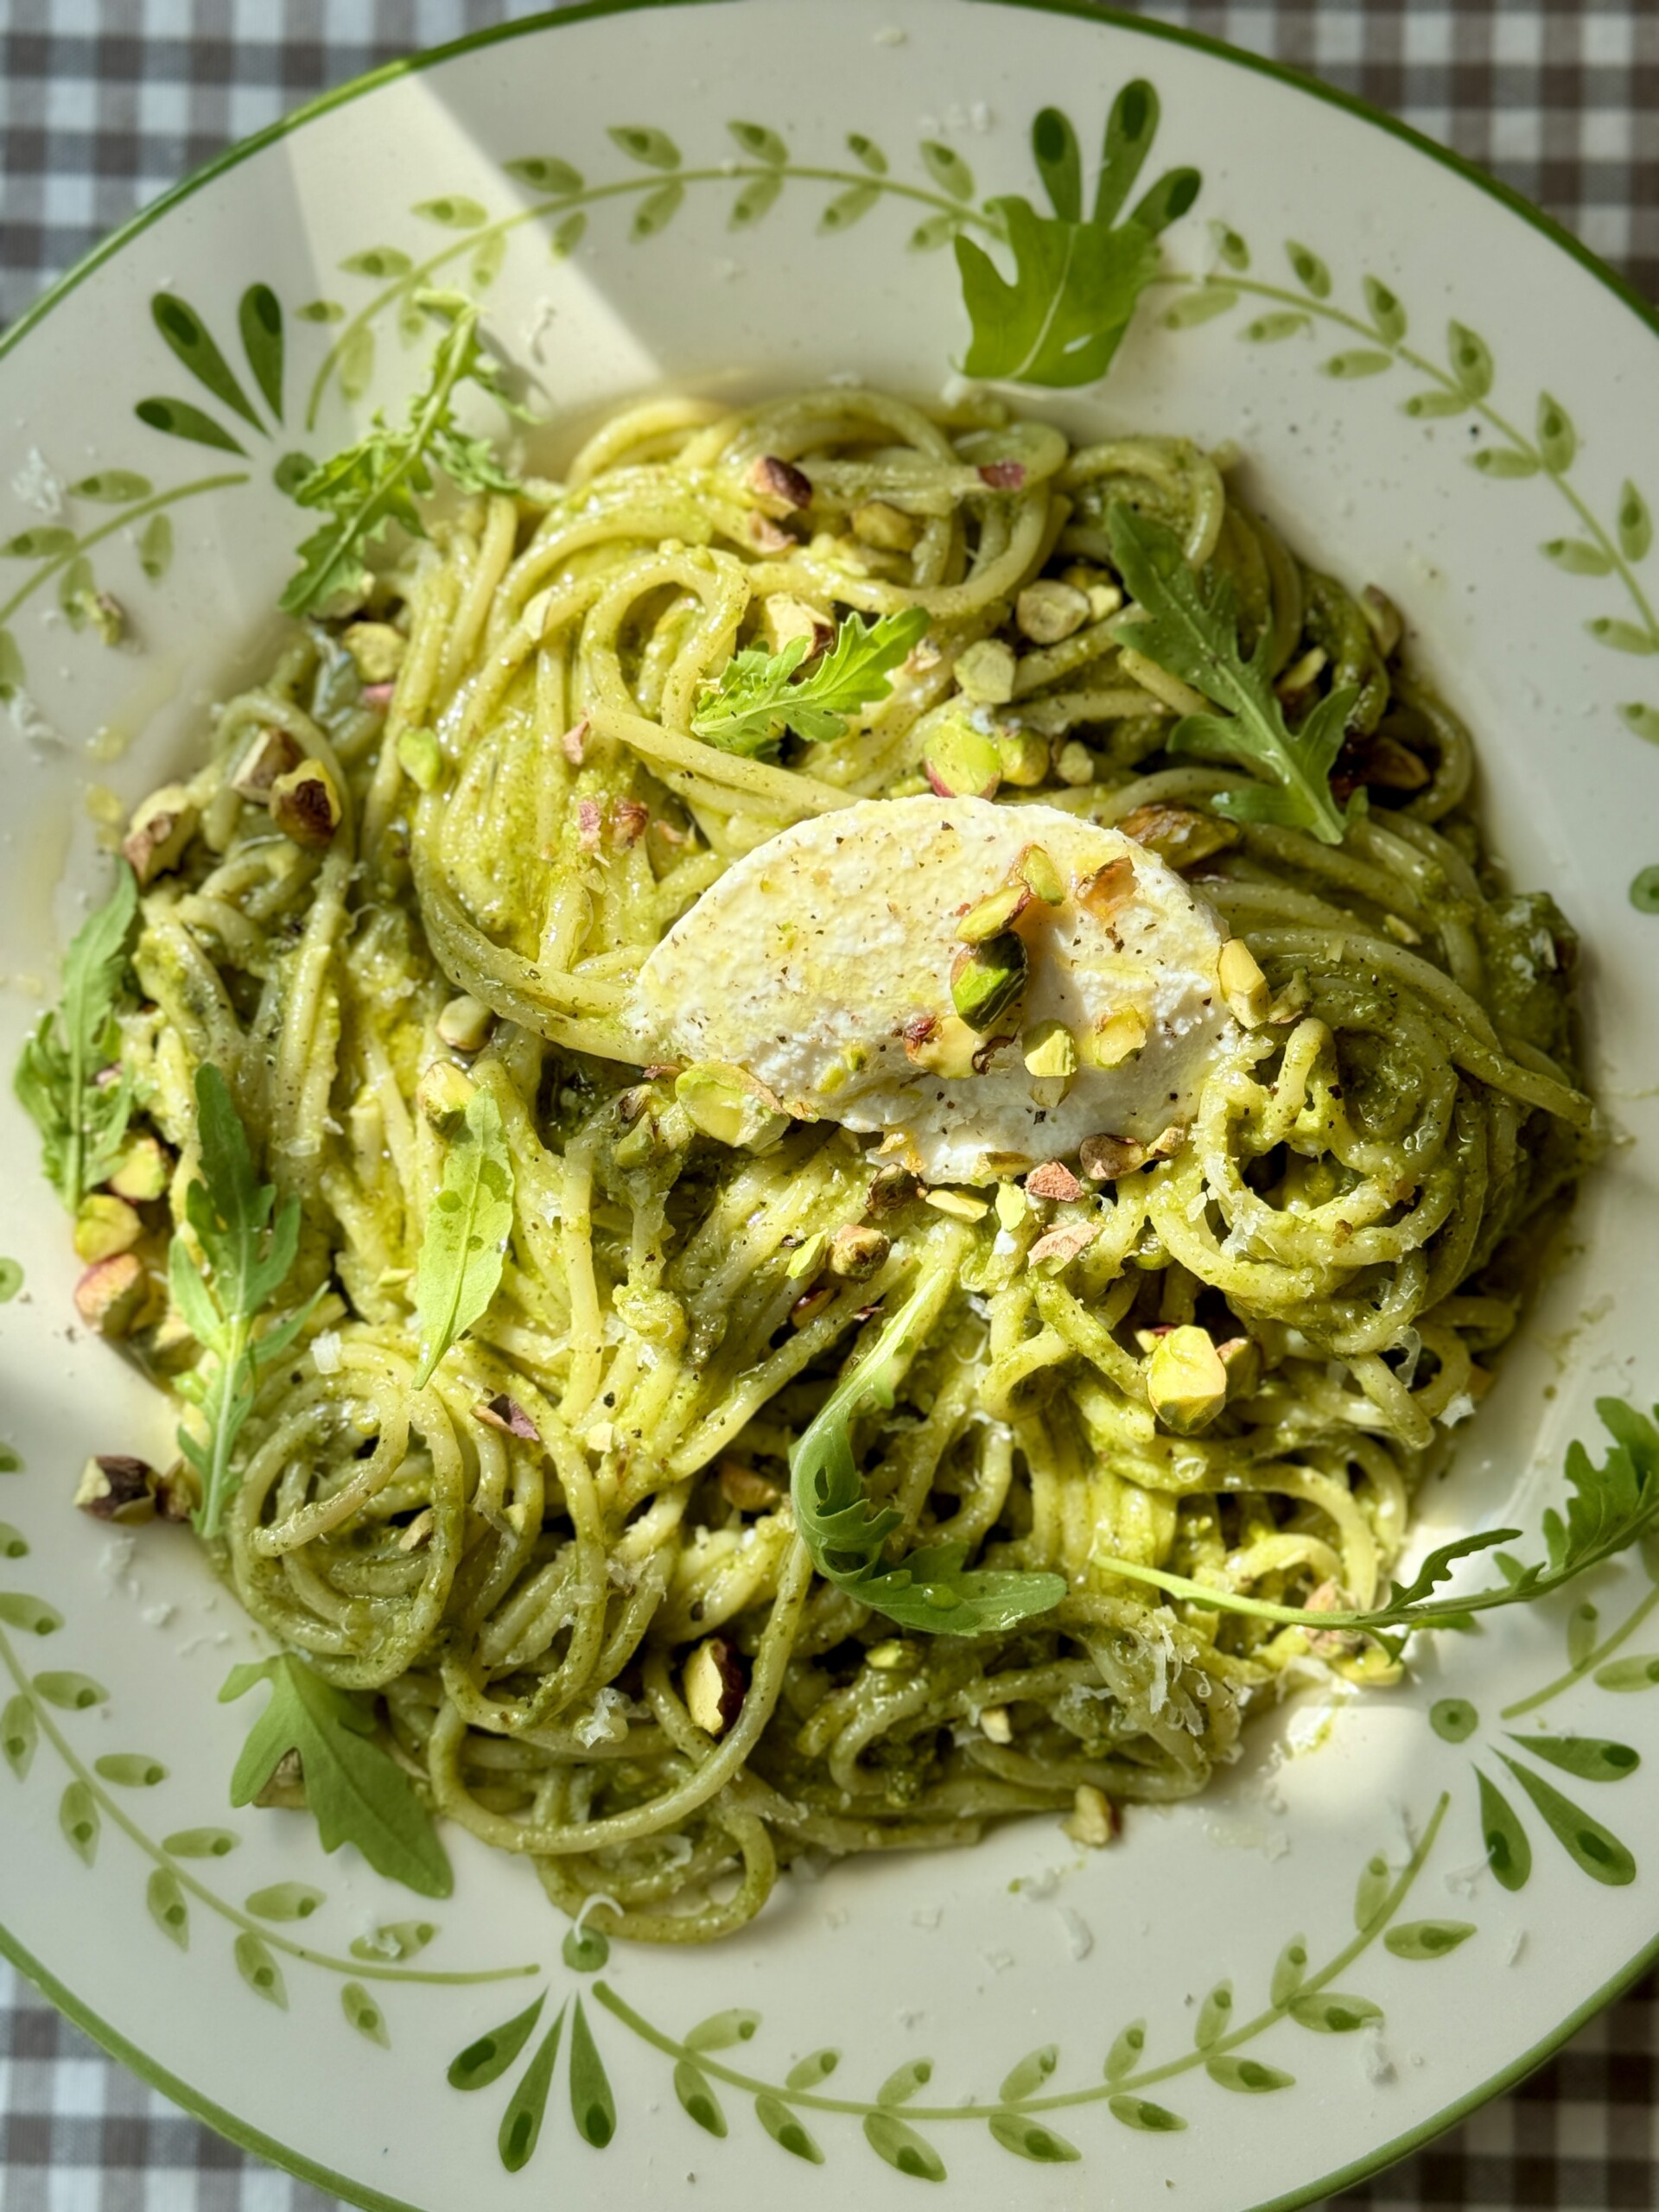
top-left (171, 1064), bottom-right (319, 1538)
top-left (411, 1087), bottom-right (515, 1387)
top-left (221, 1653), bottom-right (452, 1897)
top-left (281, 292), bottom-right (525, 617)
top-left (690, 607), bottom-right (930, 758)
top-left (1093, 1397), bottom-right (1659, 1660)
top-left (790, 1268), bottom-right (1068, 1637)
top-left (12, 863), bottom-right (138, 1210)
top-left (1107, 502), bottom-right (1363, 847)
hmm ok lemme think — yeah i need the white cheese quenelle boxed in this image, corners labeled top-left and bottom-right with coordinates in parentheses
top-left (626, 796), bottom-right (1237, 1185)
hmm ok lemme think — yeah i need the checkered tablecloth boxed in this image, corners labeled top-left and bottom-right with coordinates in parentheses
top-left (3, 2), bottom-right (1659, 2207)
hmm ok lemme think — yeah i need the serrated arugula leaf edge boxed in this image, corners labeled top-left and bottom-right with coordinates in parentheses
top-left (690, 606), bottom-right (930, 757)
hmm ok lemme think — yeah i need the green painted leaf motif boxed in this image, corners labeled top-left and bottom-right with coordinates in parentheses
top-left (1383, 1919), bottom-right (1476, 1961)
top-left (911, 213), bottom-right (960, 252)
top-left (146, 1867), bottom-right (188, 1949)
top-left (1402, 388), bottom-right (1470, 418)
top-left (1288, 1992), bottom-right (1382, 2034)
top-left (238, 284), bottom-right (283, 421)
top-left (471, 232), bottom-right (507, 290)
top-left (730, 173), bottom-right (783, 229)
top-left (1502, 1755), bottom-right (1637, 1884)
top-left (234, 1931), bottom-right (287, 2007)
top-left (134, 397), bottom-right (247, 454)
top-left (1469, 447), bottom-right (1539, 478)
top-left (1211, 221), bottom-right (1249, 270)
top-left (785, 2050), bottom-right (841, 2089)
top-left (163, 1826), bottom-right (238, 1858)
top-left (988, 2111), bottom-right (1080, 2162)
top-left (673, 2059), bottom-right (727, 2136)
top-left (877, 2058), bottom-right (934, 2106)
top-left (0, 1444), bottom-right (20, 1473)
top-left (341, 1981), bottom-right (389, 2047)
top-left (1630, 863), bottom-right (1659, 911)
top-left (1618, 480), bottom-right (1652, 562)
top-left (340, 247), bottom-right (412, 278)
top-left (138, 514), bottom-right (173, 580)
top-left (632, 181), bottom-right (685, 240)
top-left (1162, 285), bottom-right (1237, 327)
top-left (0, 1525), bottom-right (25, 1560)
top-left (999, 2045), bottom-right (1058, 2101)
top-left (1109, 2094), bottom-right (1185, 2133)
top-left (756, 2094), bottom-right (823, 2164)
top-left (1446, 319), bottom-right (1494, 398)
top-left (0, 1262), bottom-right (19, 1303)
top-left (398, 296), bottom-right (428, 346)
top-left (1354, 1853), bottom-right (1392, 1929)
top-left (1541, 537), bottom-right (1616, 576)
top-left (93, 1752), bottom-right (166, 1787)
top-left (728, 119), bottom-right (786, 165)
top-left (1094, 79), bottom-right (1160, 225)
top-left (1, 526), bottom-right (75, 557)
top-left (921, 142), bottom-right (975, 201)
top-left (562, 1923), bottom-right (609, 1973)
top-left (1031, 106), bottom-right (1081, 219)
top-left (551, 212), bottom-right (588, 259)
top-left (0, 629), bottom-right (22, 700)
top-left (1285, 239), bottom-right (1331, 297)
top-left (608, 125), bottom-right (681, 170)
top-left (685, 2008), bottom-right (760, 2053)
top-left (245, 1881), bottom-right (324, 1921)
top-left (353, 1919), bottom-right (437, 1963)
top-left (59, 555), bottom-right (95, 628)
top-left (70, 471), bottom-right (153, 502)
top-left (1270, 1938), bottom-right (1308, 2005)
top-left (1128, 167), bottom-right (1200, 236)
top-left (821, 184), bottom-right (880, 233)
top-left (1321, 350), bottom-right (1393, 378)
top-left (1206, 2056), bottom-right (1294, 2093)
top-left (1363, 274), bottom-right (1407, 340)
top-left (273, 452), bottom-right (314, 495)
top-left (60, 1782), bottom-right (99, 1865)
top-left (1241, 311), bottom-right (1309, 343)
top-left (412, 195), bottom-right (487, 229)
top-left (498, 2006), bottom-right (564, 2171)
top-left (151, 296), bottom-right (263, 429)
top-left (2, 1694), bottom-right (36, 1780)
top-left (1588, 616), bottom-right (1659, 654)
top-left (569, 1998), bottom-right (616, 2148)
top-left (848, 131), bottom-right (887, 174)
top-left (0, 1595), bottom-right (60, 1637)
top-left (296, 301), bottom-right (346, 322)
top-left (448, 1991), bottom-right (546, 2090)
top-left (1103, 2020), bottom-right (1147, 2082)
top-left (505, 156), bottom-right (584, 194)
top-left (1194, 1983), bottom-right (1232, 2050)
top-left (1535, 391), bottom-right (1576, 473)
top-left (863, 2109), bottom-right (945, 2181)
top-left (1477, 1767), bottom-right (1532, 1890)
top-left (337, 327), bottom-right (376, 404)
top-left (1510, 1733), bottom-right (1639, 1782)
top-left (1595, 1651), bottom-right (1659, 1688)
top-left (1430, 1698), bottom-right (1478, 1743)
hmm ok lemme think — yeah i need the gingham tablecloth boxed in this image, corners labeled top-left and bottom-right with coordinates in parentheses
top-left (3, 3), bottom-right (1658, 2208)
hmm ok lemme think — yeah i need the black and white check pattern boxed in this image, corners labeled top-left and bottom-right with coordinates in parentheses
top-left (3, 3), bottom-right (1657, 2206)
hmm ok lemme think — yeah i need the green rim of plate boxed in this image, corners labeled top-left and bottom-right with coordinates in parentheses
top-left (3, 3), bottom-right (1657, 2205)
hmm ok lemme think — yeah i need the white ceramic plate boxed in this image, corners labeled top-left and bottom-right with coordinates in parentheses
top-left (5, 5), bottom-right (1659, 2206)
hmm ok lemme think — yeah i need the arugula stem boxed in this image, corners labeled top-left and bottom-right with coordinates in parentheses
top-left (195, 1311), bottom-right (251, 1541)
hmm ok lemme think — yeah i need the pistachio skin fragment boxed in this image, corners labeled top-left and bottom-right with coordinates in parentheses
top-left (747, 454), bottom-right (813, 512)
top-left (950, 931), bottom-right (1027, 1033)
top-left (1147, 1325), bottom-right (1230, 1435)
top-left (73, 1453), bottom-right (158, 1524)
top-left (73, 1251), bottom-right (149, 1338)
top-left (676, 1062), bottom-right (790, 1151)
top-left (1025, 1159), bottom-right (1083, 1203)
top-left (231, 727), bottom-right (303, 803)
top-left (683, 1637), bottom-right (748, 1736)
top-left (121, 784), bottom-right (197, 886)
top-left (269, 760), bottom-right (342, 850)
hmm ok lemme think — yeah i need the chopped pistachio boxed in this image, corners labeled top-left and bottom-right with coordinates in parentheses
top-left (1076, 855), bottom-right (1136, 921)
top-left (121, 784), bottom-right (197, 886)
top-left (1025, 1159), bottom-right (1083, 1203)
top-left (231, 727), bottom-right (303, 802)
top-left (683, 1637), bottom-right (747, 1735)
top-left (415, 1060), bottom-right (475, 1128)
top-left (747, 454), bottom-right (814, 512)
top-left (789, 1284), bottom-right (836, 1327)
top-left (1217, 1336), bottom-right (1263, 1400)
top-left (1116, 802), bottom-right (1239, 870)
top-left (1268, 969), bottom-right (1313, 1025)
top-left (1027, 1219), bottom-right (1098, 1268)
top-left (785, 1229), bottom-right (827, 1281)
top-left (994, 1179), bottom-right (1028, 1230)
top-left (957, 880), bottom-right (1031, 944)
top-left (994, 726), bottom-right (1049, 786)
top-left (269, 759), bottom-right (342, 850)
top-left (1274, 645), bottom-right (1328, 697)
top-left (1054, 740), bottom-right (1096, 787)
top-left (1079, 1006), bottom-right (1148, 1069)
top-left (435, 993), bottom-right (493, 1053)
top-left (955, 638), bottom-right (1017, 705)
top-left (108, 1132), bottom-right (171, 1203)
top-left (950, 931), bottom-right (1027, 1033)
top-left (1218, 938), bottom-right (1271, 1027)
top-left (1361, 583), bottom-right (1403, 658)
top-left (473, 1394), bottom-right (541, 1441)
top-left (1021, 1019), bottom-right (1078, 1082)
top-left (864, 1639), bottom-right (914, 1673)
top-left (719, 1459), bottom-right (783, 1512)
top-left (1062, 1783), bottom-right (1118, 1848)
top-left (920, 708), bottom-right (1002, 799)
top-left (73, 1251), bottom-right (149, 1338)
top-left (826, 1224), bottom-right (890, 1280)
top-left (851, 499), bottom-right (922, 552)
top-left (759, 595), bottom-right (833, 656)
top-left (924, 1187), bottom-right (990, 1222)
top-left (74, 1192), bottom-right (143, 1262)
top-left (676, 1062), bottom-right (789, 1151)
top-left (1016, 843), bottom-right (1065, 905)
top-left (1147, 1325), bottom-right (1229, 1434)
top-left (397, 726), bottom-right (444, 792)
top-left (73, 1454), bottom-right (158, 1525)
top-left (1359, 734), bottom-right (1431, 791)
top-left (978, 1705), bottom-right (1014, 1745)
top-left (905, 1013), bottom-right (981, 1078)
top-left (867, 1164), bottom-right (920, 1217)
top-left (584, 1419), bottom-right (616, 1454)
top-left (1383, 912), bottom-right (1423, 946)
top-left (1078, 1132), bottom-right (1148, 1181)
top-left (342, 620), bottom-right (407, 683)
top-left (1015, 579), bottom-right (1090, 645)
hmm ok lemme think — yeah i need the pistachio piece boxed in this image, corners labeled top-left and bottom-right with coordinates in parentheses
top-left (1075, 855), bottom-right (1136, 921)
top-left (784, 1228), bottom-right (827, 1281)
top-left (1027, 1219), bottom-right (1098, 1268)
top-left (1361, 583), bottom-right (1403, 659)
top-left (1357, 734), bottom-right (1432, 791)
top-left (956, 638), bottom-right (1017, 705)
top-left (1021, 1019), bottom-right (1077, 1083)
top-left (153, 1460), bottom-right (197, 1522)
top-left (994, 726), bottom-right (1049, 786)
top-left (473, 1394), bottom-right (541, 1441)
top-left (864, 1639), bottom-right (915, 1673)
top-left (1079, 1006), bottom-right (1148, 1070)
top-left (73, 1453), bottom-right (158, 1524)
top-left (73, 1192), bottom-right (142, 1263)
top-left (397, 727), bottom-right (444, 792)
top-left (904, 1013), bottom-right (980, 1077)
top-left (1015, 843), bottom-right (1065, 905)
top-left (826, 1224), bottom-right (891, 1281)
top-left (341, 620), bottom-right (406, 683)
top-left (435, 993), bottom-right (493, 1053)
top-left (73, 1251), bottom-right (148, 1338)
top-left (760, 595), bottom-right (834, 657)
top-left (747, 454), bottom-right (813, 512)
top-left (1217, 938), bottom-right (1271, 1027)
top-left (676, 1062), bottom-right (789, 1151)
top-left (1062, 1783), bottom-right (1118, 1848)
top-left (1025, 1159), bottom-right (1082, 1203)
top-left (121, 784), bottom-right (197, 886)
top-left (994, 1179), bottom-right (1028, 1230)
top-left (851, 499), bottom-right (922, 552)
top-left (415, 1060), bottom-right (476, 1128)
top-left (1015, 579), bottom-right (1090, 645)
top-left (107, 1131), bottom-right (172, 1203)
top-left (924, 1187), bottom-right (990, 1222)
top-left (1274, 645), bottom-right (1328, 701)
top-left (790, 1284), bottom-right (836, 1327)
top-left (1146, 1325), bottom-right (1229, 1435)
top-left (683, 1637), bottom-right (748, 1736)
top-left (231, 727), bottom-right (303, 803)
top-left (270, 760), bottom-right (342, 849)
top-left (957, 880), bottom-right (1031, 944)
top-left (950, 931), bottom-right (1027, 1033)
top-left (978, 1705), bottom-right (1014, 1745)
top-left (1116, 803), bottom-right (1239, 870)
top-left (867, 1164), bottom-right (919, 1217)
top-left (1078, 1132), bottom-right (1148, 1181)
top-left (1054, 739), bottom-right (1096, 787)
top-left (718, 1459), bottom-right (783, 1512)
top-left (1217, 1336), bottom-right (1263, 1400)
top-left (920, 709), bottom-right (1002, 800)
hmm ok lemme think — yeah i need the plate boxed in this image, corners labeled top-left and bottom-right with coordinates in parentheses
top-left (3, 4), bottom-right (1659, 2206)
